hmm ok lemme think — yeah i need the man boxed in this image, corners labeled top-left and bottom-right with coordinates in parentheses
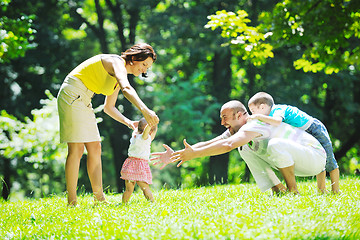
top-left (153, 100), bottom-right (326, 194)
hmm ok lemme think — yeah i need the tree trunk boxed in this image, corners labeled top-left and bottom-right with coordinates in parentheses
top-left (334, 75), bottom-right (360, 171)
top-left (128, 8), bottom-right (139, 44)
top-left (241, 64), bottom-right (257, 183)
top-left (94, 0), bottom-right (109, 53)
top-left (110, 124), bottom-right (131, 193)
top-left (208, 48), bottom-right (232, 185)
top-left (105, 0), bottom-right (126, 48)
top-left (1, 157), bottom-right (11, 200)
top-left (109, 4), bottom-right (142, 192)
top-left (209, 154), bottom-right (230, 185)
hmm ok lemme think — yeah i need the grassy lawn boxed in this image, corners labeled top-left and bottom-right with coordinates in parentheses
top-left (1, 177), bottom-right (359, 239)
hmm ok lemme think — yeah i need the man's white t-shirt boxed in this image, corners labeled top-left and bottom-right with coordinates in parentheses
top-left (221, 119), bottom-right (324, 157)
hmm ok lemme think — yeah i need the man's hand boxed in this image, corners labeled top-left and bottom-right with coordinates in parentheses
top-left (150, 144), bottom-right (174, 169)
top-left (171, 139), bottom-right (195, 167)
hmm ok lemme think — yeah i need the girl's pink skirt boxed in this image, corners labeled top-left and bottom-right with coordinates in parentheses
top-left (120, 157), bottom-right (152, 184)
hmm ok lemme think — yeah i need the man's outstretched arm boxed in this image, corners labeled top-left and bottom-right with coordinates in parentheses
top-left (150, 134), bottom-right (225, 168)
top-left (172, 130), bottom-right (260, 167)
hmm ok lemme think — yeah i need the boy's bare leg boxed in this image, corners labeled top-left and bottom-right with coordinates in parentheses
top-left (279, 165), bottom-right (300, 195)
top-left (329, 168), bottom-right (340, 194)
top-left (122, 181), bottom-right (136, 204)
top-left (65, 143), bottom-right (85, 206)
top-left (316, 171), bottom-right (327, 194)
top-left (137, 181), bottom-right (154, 202)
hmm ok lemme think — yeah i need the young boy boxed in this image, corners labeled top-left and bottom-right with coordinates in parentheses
top-left (247, 92), bottom-right (340, 194)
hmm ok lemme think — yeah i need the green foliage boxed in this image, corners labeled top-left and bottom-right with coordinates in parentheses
top-left (0, 0), bottom-right (36, 63)
top-left (150, 71), bottom-right (221, 188)
top-left (0, 0), bottom-right (82, 119)
top-left (344, 147), bottom-right (360, 174)
top-left (1, 178), bottom-right (359, 239)
top-left (228, 150), bottom-right (249, 184)
top-left (260, 0), bottom-right (360, 74)
top-left (1, 91), bottom-right (66, 198)
top-left (205, 10), bottom-right (274, 66)
top-left (204, 2), bottom-right (360, 178)
top-left (207, 0), bottom-right (360, 73)
top-left (154, 80), bottom-right (219, 147)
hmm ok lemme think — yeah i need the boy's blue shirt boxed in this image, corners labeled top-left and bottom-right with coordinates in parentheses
top-left (269, 104), bottom-right (313, 128)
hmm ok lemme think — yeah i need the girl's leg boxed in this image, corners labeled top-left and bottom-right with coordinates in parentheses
top-left (66, 143), bottom-right (85, 206)
top-left (123, 180), bottom-right (136, 204)
top-left (84, 141), bottom-right (106, 203)
top-left (137, 181), bottom-right (154, 202)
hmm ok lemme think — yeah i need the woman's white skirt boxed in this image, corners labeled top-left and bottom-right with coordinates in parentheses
top-left (57, 76), bottom-right (101, 143)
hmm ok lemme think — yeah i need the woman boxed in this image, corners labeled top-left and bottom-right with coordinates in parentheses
top-left (57, 43), bottom-right (159, 206)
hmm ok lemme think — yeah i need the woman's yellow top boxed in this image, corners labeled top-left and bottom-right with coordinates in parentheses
top-left (69, 54), bottom-right (118, 96)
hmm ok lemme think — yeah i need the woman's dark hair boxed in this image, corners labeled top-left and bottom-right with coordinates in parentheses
top-left (121, 43), bottom-right (157, 64)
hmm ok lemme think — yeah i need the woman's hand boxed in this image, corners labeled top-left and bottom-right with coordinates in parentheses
top-left (127, 120), bottom-right (139, 130)
top-left (143, 109), bottom-right (159, 127)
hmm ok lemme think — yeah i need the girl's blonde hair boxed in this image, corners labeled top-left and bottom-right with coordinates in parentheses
top-left (137, 118), bottom-right (157, 133)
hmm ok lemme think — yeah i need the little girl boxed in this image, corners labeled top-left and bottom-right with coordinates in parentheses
top-left (120, 117), bottom-right (157, 203)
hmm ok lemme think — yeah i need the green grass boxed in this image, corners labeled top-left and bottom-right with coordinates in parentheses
top-left (1, 177), bottom-right (360, 240)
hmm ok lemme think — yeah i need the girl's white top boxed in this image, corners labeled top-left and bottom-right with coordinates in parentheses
top-left (128, 133), bottom-right (152, 160)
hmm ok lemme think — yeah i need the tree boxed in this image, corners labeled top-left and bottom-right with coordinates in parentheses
top-left (0, 0), bottom-right (78, 117)
top-left (0, 91), bottom-right (67, 200)
top-left (261, 0), bottom-right (360, 74)
top-left (0, 0), bottom-right (35, 63)
top-left (0, 0), bottom-right (80, 200)
top-left (205, 0), bottom-right (360, 174)
top-left (206, 0), bottom-right (360, 74)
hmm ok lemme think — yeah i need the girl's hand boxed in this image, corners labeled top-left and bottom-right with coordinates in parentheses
top-left (151, 144), bottom-right (174, 169)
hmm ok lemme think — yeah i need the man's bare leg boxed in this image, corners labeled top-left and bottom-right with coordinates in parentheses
top-left (316, 171), bottom-right (327, 194)
top-left (279, 165), bottom-right (300, 195)
top-left (271, 183), bottom-right (287, 195)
